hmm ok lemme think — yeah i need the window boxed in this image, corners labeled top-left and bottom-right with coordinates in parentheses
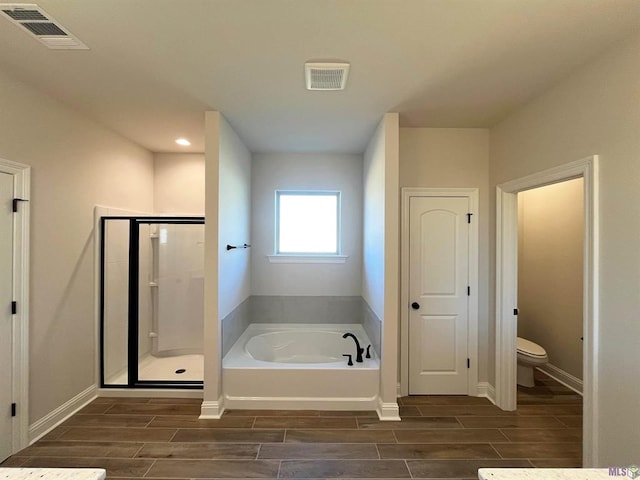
top-left (276, 191), bottom-right (340, 255)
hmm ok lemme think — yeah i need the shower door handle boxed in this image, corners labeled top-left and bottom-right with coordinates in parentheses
top-left (411, 302), bottom-right (420, 310)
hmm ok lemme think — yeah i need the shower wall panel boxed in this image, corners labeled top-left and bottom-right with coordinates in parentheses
top-left (362, 299), bottom-right (382, 357)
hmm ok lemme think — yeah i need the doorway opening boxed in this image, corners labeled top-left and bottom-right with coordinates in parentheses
top-left (495, 155), bottom-right (598, 466)
top-left (517, 178), bottom-right (584, 395)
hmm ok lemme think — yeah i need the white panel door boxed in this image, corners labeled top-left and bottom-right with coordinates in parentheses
top-left (409, 196), bottom-right (470, 394)
top-left (0, 172), bottom-right (14, 462)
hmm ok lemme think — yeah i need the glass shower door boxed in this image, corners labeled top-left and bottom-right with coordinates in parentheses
top-left (100, 216), bottom-right (204, 389)
top-left (138, 222), bottom-right (204, 383)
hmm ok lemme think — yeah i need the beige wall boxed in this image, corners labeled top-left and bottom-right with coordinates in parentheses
top-left (154, 153), bottom-right (205, 214)
top-left (203, 112), bottom-right (221, 406)
top-left (517, 178), bottom-right (583, 380)
top-left (399, 128), bottom-right (490, 382)
top-left (381, 113), bottom-right (400, 406)
top-left (490, 33), bottom-right (640, 465)
top-left (0, 70), bottom-right (154, 423)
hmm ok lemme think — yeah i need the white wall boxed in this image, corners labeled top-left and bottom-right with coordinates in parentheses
top-left (251, 153), bottom-right (363, 296)
top-left (154, 153), bottom-right (205, 215)
top-left (363, 127), bottom-right (386, 318)
top-left (518, 178), bottom-right (584, 381)
top-left (0, 70), bottom-right (154, 423)
top-left (203, 112), bottom-right (252, 410)
top-left (399, 128), bottom-right (490, 382)
top-left (218, 117), bottom-right (252, 318)
top-left (490, 33), bottom-right (640, 466)
top-left (364, 113), bottom-right (400, 409)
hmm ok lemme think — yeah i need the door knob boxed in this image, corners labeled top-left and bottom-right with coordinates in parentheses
top-left (411, 302), bottom-right (420, 310)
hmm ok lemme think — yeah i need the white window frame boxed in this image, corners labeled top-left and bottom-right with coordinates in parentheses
top-left (268, 190), bottom-right (347, 264)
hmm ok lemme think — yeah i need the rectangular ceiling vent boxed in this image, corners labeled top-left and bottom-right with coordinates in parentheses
top-left (305, 62), bottom-right (350, 91)
top-left (0, 3), bottom-right (88, 49)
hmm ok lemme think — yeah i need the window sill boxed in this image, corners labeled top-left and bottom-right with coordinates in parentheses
top-left (267, 255), bottom-right (349, 264)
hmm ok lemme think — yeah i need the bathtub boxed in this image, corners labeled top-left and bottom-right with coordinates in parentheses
top-left (222, 323), bottom-right (380, 411)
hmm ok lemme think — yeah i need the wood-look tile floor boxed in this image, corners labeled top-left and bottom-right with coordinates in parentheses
top-left (2, 370), bottom-right (582, 479)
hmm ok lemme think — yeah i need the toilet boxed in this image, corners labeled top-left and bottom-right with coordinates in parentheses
top-left (516, 337), bottom-right (548, 387)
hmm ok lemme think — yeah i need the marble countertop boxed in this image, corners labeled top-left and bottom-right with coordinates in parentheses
top-left (479, 468), bottom-right (617, 480)
top-left (0, 469), bottom-right (106, 480)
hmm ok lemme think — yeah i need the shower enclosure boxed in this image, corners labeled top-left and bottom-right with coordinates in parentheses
top-left (100, 216), bottom-right (204, 388)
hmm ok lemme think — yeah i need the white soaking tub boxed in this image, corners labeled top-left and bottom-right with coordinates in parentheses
top-left (222, 323), bottom-right (379, 411)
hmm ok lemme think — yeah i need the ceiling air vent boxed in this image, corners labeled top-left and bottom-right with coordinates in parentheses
top-left (305, 62), bottom-right (350, 91)
top-left (0, 3), bottom-right (88, 49)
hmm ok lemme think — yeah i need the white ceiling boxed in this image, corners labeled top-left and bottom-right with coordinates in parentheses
top-left (0, 0), bottom-right (638, 154)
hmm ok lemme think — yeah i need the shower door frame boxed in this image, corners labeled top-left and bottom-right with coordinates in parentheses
top-left (100, 216), bottom-right (205, 389)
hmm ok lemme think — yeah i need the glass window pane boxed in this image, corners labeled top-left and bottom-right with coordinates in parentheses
top-left (278, 193), bottom-right (339, 254)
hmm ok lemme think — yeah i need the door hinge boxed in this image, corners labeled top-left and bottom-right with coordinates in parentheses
top-left (11, 403), bottom-right (16, 417)
top-left (467, 213), bottom-right (473, 224)
top-left (467, 286), bottom-right (470, 296)
top-left (12, 198), bottom-right (28, 213)
top-left (467, 358), bottom-right (470, 369)
top-left (11, 301), bottom-right (17, 315)
top-left (514, 308), bottom-right (519, 315)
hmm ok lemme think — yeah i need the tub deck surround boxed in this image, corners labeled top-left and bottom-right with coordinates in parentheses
top-left (224, 323), bottom-right (379, 368)
top-left (2, 371), bottom-right (583, 479)
top-left (222, 324), bottom-right (381, 413)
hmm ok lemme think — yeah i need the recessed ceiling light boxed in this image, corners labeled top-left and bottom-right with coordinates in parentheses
top-left (175, 138), bottom-right (191, 146)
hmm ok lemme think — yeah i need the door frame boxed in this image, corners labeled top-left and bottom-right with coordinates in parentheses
top-left (400, 187), bottom-right (479, 397)
top-left (495, 155), bottom-right (598, 465)
top-left (0, 158), bottom-right (30, 455)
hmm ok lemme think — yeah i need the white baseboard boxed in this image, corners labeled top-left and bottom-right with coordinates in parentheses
top-left (96, 388), bottom-right (203, 398)
top-left (200, 397), bottom-right (225, 419)
top-left (537, 364), bottom-right (583, 395)
top-left (476, 382), bottom-right (496, 405)
top-left (377, 397), bottom-right (401, 421)
top-left (29, 385), bottom-right (97, 444)
top-left (223, 395), bottom-right (377, 413)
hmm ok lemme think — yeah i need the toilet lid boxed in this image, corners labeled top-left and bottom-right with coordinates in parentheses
top-left (516, 337), bottom-right (547, 357)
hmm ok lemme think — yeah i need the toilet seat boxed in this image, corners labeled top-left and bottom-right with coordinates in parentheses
top-left (516, 337), bottom-right (547, 358)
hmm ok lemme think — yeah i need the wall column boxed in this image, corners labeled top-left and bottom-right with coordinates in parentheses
top-left (201, 111), bottom-right (223, 418)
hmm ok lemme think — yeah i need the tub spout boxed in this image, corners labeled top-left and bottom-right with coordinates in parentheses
top-left (342, 332), bottom-right (364, 363)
